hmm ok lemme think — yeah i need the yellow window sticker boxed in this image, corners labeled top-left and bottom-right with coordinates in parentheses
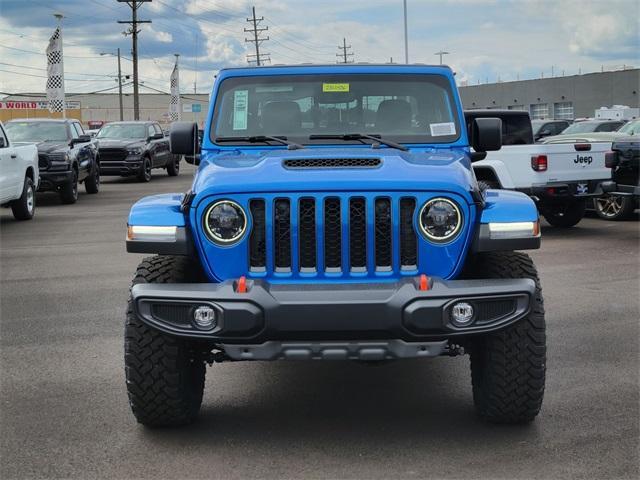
top-left (322, 83), bottom-right (350, 93)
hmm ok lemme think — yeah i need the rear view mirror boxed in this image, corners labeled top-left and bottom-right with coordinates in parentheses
top-left (170, 121), bottom-right (200, 155)
top-left (470, 118), bottom-right (502, 154)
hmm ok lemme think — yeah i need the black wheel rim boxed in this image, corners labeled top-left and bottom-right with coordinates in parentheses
top-left (145, 159), bottom-right (151, 180)
top-left (72, 171), bottom-right (78, 199)
top-left (175, 159), bottom-right (180, 173)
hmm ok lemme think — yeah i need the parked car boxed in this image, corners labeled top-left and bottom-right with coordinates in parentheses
top-left (546, 119), bottom-right (625, 140)
top-left (124, 64), bottom-right (546, 427)
top-left (96, 121), bottom-right (180, 182)
top-left (0, 120), bottom-right (38, 220)
top-left (596, 137), bottom-right (639, 220)
top-left (532, 119), bottom-right (572, 142)
top-left (5, 119), bottom-right (100, 204)
top-left (465, 110), bottom-right (613, 227)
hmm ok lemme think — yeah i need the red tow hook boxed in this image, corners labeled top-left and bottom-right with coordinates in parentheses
top-left (419, 274), bottom-right (430, 291)
top-left (236, 275), bottom-right (247, 293)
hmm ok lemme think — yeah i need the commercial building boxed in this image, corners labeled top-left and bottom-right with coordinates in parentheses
top-left (459, 68), bottom-right (639, 120)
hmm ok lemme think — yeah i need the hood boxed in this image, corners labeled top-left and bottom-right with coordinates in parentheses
top-left (542, 132), bottom-right (626, 144)
top-left (191, 147), bottom-right (476, 207)
top-left (97, 139), bottom-right (145, 149)
top-left (36, 141), bottom-right (69, 154)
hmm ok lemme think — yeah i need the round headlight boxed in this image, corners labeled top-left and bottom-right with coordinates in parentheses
top-left (419, 198), bottom-right (462, 243)
top-left (203, 200), bottom-right (247, 244)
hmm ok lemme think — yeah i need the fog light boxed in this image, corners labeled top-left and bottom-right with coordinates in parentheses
top-left (193, 305), bottom-right (217, 329)
top-left (451, 302), bottom-right (474, 326)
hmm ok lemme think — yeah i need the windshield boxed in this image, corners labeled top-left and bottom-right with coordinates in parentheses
top-left (5, 122), bottom-right (68, 142)
top-left (618, 120), bottom-right (640, 135)
top-left (211, 74), bottom-right (460, 145)
top-left (531, 121), bottom-right (545, 135)
top-left (561, 122), bottom-right (604, 134)
top-left (97, 124), bottom-right (147, 139)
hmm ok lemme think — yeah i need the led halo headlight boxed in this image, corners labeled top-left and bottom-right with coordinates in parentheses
top-left (419, 197), bottom-right (463, 243)
top-left (203, 200), bottom-right (247, 245)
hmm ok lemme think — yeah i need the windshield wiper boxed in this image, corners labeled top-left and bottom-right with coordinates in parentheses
top-left (308, 133), bottom-right (409, 151)
top-left (215, 135), bottom-right (304, 150)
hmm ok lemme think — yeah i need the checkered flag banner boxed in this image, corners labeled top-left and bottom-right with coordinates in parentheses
top-left (46, 27), bottom-right (65, 113)
top-left (169, 61), bottom-right (181, 121)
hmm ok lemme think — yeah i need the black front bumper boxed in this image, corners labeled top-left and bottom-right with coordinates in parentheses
top-left (38, 170), bottom-right (73, 192)
top-left (100, 157), bottom-right (142, 176)
top-left (131, 277), bottom-right (535, 358)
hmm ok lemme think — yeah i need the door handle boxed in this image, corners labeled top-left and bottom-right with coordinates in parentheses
top-left (10, 154), bottom-right (17, 159)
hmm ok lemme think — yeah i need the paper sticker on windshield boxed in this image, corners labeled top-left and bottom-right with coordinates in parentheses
top-left (233, 90), bottom-right (248, 130)
top-left (322, 83), bottom-right (349, 93)
top-left (430, 122), bottom-right (456, 137)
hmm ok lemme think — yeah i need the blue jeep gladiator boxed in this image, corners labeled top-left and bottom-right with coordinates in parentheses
top-left (124, 64), bottom-right (545, 427)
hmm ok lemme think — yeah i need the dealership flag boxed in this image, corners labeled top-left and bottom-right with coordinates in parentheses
top-left (46, 27), bottom-right (65, 113)
top-left (169, 60), bottom-right (181, 121)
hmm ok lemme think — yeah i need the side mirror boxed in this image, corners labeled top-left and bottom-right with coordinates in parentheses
top-left (148, 133), bottom-right (164, 141)
top-left (0, 137), bottom-right (5, 148)
top-left (70, 134), bottom-right (91, 146)
top-left (170, 121), bottom-right (200, 155)
top-left (470, 118), bottom-right (501, 156)
top-left (184, 154), bottom-right (201, 166)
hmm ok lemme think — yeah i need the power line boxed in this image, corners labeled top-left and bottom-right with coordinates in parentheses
top-left (245, 6), bottom-right (270, 66)
top-left (336, 38), bottom-right (354, 64)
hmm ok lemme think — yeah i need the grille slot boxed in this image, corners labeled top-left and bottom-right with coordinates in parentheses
top-left (38, 154), bottom-right (50, 170)
top-left (274, 199), bottom-right (291, 270)
top-left (283, 158), bottom-right (381, 169)
top-left (151, 303), bottom-right (192, 326)
top-left (98, 148), bottom-right (128, 162)
top-left (324, 198), bottom-right (342, 270)
top-left (374, 198), bottom-right (392, 269)
top-left (349, 198), bottom-right (367, 270)
top-left (299, 198), bottom-right (317, 270)
top-left (249, 200), bottom-right (266, 270)
top-left (399, 198), bottom-right (417, 268)
top-left (475, 299), bottom-right (518, 324)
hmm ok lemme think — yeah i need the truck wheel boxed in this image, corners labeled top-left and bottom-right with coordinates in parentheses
top-left (137, 156), bottom-right (152, 182)
top-left (167, 156), bottom-right (180, 176)
top-left (60, 169), bottom-right (79, 204)
top-left (10, 176), bottom-right (35, 220)
top-left (84, 162), bottom-right (100, 194)
top-left (125, 255), bottom-right (206, 427)
top-left (594, 195), bottom-right (635, 220)
top-left (464, 251), bottom-right (546, 424)
top-left (542, 199), bottom-right (585, 227)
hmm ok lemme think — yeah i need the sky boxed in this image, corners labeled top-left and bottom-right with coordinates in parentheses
top-left (0, 0), bottom-right (638, 96)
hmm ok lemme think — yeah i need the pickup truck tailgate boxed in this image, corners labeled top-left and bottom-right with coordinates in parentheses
top-left (535, 142), bottom-right (611, 184)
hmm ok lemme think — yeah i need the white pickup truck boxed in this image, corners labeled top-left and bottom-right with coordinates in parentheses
top-left (466, 110), bottom-right (613, 227)
top-left (0, 121), bottom-right (39, 220)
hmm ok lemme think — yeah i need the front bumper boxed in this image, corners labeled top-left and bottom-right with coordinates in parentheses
top-left (100, 157), bottom-right (142, 176)
top-left (131, 277), bottom-right (535, 359)
top-left (38, 170), bottom-right (73, 192)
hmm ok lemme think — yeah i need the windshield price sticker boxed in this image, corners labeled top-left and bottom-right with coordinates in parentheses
top-left (233, 90), bottom-right (249, 130)
top-left (430, 122), bottom-right (456, 137)
top-left (322, 83), bottom-right (350, 93)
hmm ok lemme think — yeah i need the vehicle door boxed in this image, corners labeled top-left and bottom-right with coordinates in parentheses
top-left (71, 122), bottom-right (91, 180)
top-left (152, 123), bottom-right (169, 166)
top-left (0, 124), bottom-right (16, 202)
top-left (146, 124), bottom-right (162, 167)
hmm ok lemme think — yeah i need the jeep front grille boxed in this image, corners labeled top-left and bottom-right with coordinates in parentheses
top-left (283, 157), bottom-right (382, 169)
top-left (248, 195), bottom-right (418, 275)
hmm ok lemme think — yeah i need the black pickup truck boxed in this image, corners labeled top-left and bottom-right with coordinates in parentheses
top-left (5, 118), bottom-right (100, 204)
top-left (96, 121), bottom-right (180, 182)
top-left (599, 137), bottom-right (640, 219)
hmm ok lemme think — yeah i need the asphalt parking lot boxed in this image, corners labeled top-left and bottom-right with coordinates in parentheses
top-left (1, 166), bottom-right (638, 479)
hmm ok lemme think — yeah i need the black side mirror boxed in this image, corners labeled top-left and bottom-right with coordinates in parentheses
top-left (148, 133), bottom-right (164, 141)
top-left (0, 137), bottom-right (6, 148)
top-left (70, 134), bottom-right (91, 146)
top-left (184, 154), bottom-right (201, 166)
top-left (170, 121), bottom-right (200, 155)
top-left (470, 118), bottom-right (502, 156)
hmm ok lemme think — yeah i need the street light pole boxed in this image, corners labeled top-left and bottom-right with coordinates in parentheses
top-left (403, 0), bottom-right (409, 64)
top-left (117, 48), bottom-right (123, 121)
top-left (435, 50), bottom-right (449, 65)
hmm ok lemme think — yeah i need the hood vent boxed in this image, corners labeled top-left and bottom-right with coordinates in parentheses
top-left (283, 157), bottom-right (382, 169)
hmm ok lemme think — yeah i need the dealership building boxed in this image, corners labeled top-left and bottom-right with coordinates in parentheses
top-left (1, 68), bottom-right (638, 126)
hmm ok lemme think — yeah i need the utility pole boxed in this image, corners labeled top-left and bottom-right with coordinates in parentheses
top-left (403, 0), bottom-right (409, 63)
top-left (194, 33), bottom-right (198, 94)
top-left (336, 38), bottom-right (354, 64)
top-left (245, 6), bottom-right (269, 66)
top-left (118, 0), bottom-right (151, 120)
top-left (435, 50), bottom-right (449, 65)
top-left (100, 49), bottom-right (124, 120)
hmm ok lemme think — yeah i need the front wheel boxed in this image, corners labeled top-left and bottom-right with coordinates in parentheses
top-left (166, 156), bottom-right (180, 176)
top-left (125, 256), bottom-right (206, 427)
top-left (594, 195), bottom-right (635, 220)
top-left (137, 156), bottom-right (152, 182)
top-left (60, 169), bottom-right (78, 204)
top-left (542, 199), bottom-right (585, 227)
top-left (85, 162), bottom-right (100, 194)
top-left (10, 176), bottom-right (35, 220)
top-left (464, 251), bottom-right (546, 424)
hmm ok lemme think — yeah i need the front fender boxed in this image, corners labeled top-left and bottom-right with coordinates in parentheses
top-left (126, 193), bottom-right (192, 255)
top-left (473, 189), bottom-right (540, 252)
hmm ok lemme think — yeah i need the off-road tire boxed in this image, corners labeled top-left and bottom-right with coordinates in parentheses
top-left (167, 156), bottom-right (180, 176)
top-left (60, 169), bottom-right (79, 204)
top-left (464, 251), bottom-right (546, 424)
top-left (85, 161), bottom-right (100, 194)
top-left (125, 255), bottom-right (206, 427)
top-left (10, 176), bottom-right (35, 220)
top-left (594, 195), bottom-right (635, 220)
top-left (542, 199), bottom-right (585, 227)
top-left (137, 156), bottom-right (152, 182)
